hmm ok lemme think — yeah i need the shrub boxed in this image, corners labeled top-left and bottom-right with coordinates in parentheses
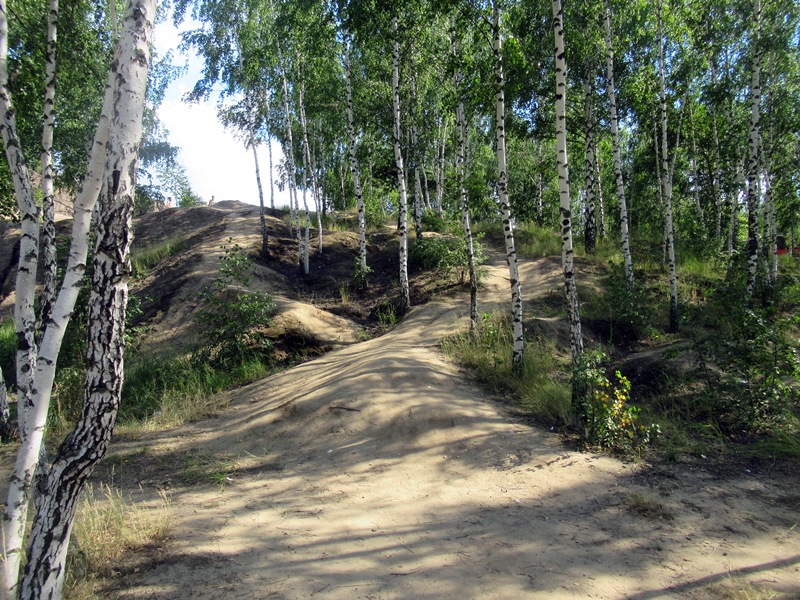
top-left (409, 235), bottom-right (486, 283)
top-left (574, 351), bottom-right (659, 452)
top-left (197, 241), bottom-right (275, 367)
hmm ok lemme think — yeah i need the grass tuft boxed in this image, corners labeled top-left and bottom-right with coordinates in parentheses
top-left (66, 484), bottom-right (171, 598)
top-left (441, 310), bottom-right (573, 427)
top-left (131, 237), bottom-right (188, 278)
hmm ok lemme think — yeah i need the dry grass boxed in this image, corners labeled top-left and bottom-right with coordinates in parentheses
top-left (66, 484), bottom-right (172, 598)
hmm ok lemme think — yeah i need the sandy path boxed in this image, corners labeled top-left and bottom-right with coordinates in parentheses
top-left (102, 237), bottom-right (800, 599)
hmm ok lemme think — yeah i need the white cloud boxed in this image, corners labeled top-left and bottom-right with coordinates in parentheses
top-left (152, 18), bottom-right (289, 208)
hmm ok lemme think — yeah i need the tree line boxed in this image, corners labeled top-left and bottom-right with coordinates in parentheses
top-left (0, 0), bottom-right (797, 597)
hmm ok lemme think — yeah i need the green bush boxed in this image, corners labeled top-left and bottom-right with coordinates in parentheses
top-left (197, 241), bottom-right (276, 367)
top-left (409, 235), bottom-right (486, 283)
top-left (574, 351), bottom-right (658, 451)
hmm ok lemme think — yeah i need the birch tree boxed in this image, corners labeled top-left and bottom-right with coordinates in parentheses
top-left (656, 0), bottom-right (679, 332)
top-left (392, 15), bottom-right (411, 313)
top-left (490, 2), bottom-right (524, 369)
top-left (452, 21), bottom-right (478, 331)
top-left (0, 0), bottom-right (155, 595)
top-left (745, 0), bottom-right (762, 299)
top-left (603, 0), bottom-right (634, 288)
top-left (344, 35), bottom-right (367, 276)
top-left (552, 0), bottom-right (584, 364)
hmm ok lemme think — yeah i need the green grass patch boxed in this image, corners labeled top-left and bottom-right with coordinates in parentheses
top-left (441, 310), bottom-right (573, 428)
top-left (119, 354), bottom-right (272, 427)
top-left (131, 237), bottom-right (188, 278)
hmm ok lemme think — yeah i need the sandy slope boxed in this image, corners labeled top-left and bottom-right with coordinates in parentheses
top-left (102, 232), bottom-right (800, 599)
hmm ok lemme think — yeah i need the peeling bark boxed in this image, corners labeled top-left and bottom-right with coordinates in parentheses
top-left (17, 1), bottom-right (154, 596)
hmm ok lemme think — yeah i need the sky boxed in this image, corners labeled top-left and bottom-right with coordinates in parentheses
top-left (153, 17), bottom-right (290, 208)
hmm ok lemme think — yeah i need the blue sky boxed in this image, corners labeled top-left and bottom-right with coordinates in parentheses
top-left (153, 17), bottom-right (290, 208)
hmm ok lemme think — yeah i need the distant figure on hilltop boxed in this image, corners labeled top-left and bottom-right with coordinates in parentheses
top-left (166, 196), bottom-right (173, 208)
top-left (209, 195), bottom-right (215, 206)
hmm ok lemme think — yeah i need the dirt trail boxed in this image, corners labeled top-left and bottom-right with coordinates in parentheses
top-left (104, 233), bottom-right (799, 599)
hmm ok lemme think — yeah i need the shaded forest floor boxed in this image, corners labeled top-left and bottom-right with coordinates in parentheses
top-left (0, 202), bottom-right (798, 598)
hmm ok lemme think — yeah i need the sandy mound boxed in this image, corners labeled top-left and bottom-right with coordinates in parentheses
top-left (99, 251), bottom-right (799, 599)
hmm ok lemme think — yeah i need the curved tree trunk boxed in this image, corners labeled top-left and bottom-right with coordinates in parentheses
top-left (553, 0), bottom-right (584, 365)
top-left (248, 107), bottom-right (269, 261)
top-left (298, 82), bottom-right (321, 255)
top-left (17, 1), bottom-right (154, 596)
top-left (603, 0), bottom-right (634, 288)
top-left (392, 16), bottom-right (410, 313)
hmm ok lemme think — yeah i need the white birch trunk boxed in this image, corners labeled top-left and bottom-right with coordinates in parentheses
top-left (301, 148), bottom-right (310, 274)
top-left (344, 39), bottom-right (367, 274)
top-left (658, 1), bottom-right (679, 332)
top-left (553, 0), bottom-right (584, 364)
top-left (265, 90), bottom-right (275, 211)
top-left (39, 0), bottom-right (58, 331)
top-left (392, 16), bottom-right (410, 313)
top-left (493, 4), bottom-right (524, 369)
top-left (745, 0), bottom-right (762, 298)
top-left (21, 5), bottom-right (153, 593)
top-left (248, 107), bottom-right (269, 261)
top-left (688, 99), bottom-right (705, 230)
top-left (453, 25), bottom-right (478, 332)
top-left (11, 1), bottom-right (154, 596)
top-left (603, 0), bottom-right (634, 288)
top-left (297, 83), bottom-right (321, 255)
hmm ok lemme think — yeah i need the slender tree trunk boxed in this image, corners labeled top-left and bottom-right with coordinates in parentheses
top-left (248, 110), bottom-right (269, 261)
top-left (595, 140), bottom-right (605, 238)
top-left (453, 25), bottom-right (478, 332)
top-left (344, 39), bottom-right (367, 276)
top-left (761, 139), bottom-right (777, 285)
top-left (658, 1), bottom-right (679, 332)
top-left (603, 0), bottom-right (634, 288)
top-left (583, 78), bottom-right (597, 254)
top-left (16, 1), bottom-right (153, 596)
top-left (392, 16), bottom-right (410, 312)
top-left (266, 91), bottom-right (275, 211)
top-left (553, 0), bottom-right (584, 365)
top-left (301, 146), bottom-right (310, 274)
top-left (536, 172), bottom-right (544, 226)
top-left (688, 99), bottom-right (705, 234)
top-left (298, 83), bottom-right (322, 255)
top-left (745, 0), bottom-right (762, 299)
top-left (493, 3), bottom-right (524, 370)
top-left (39, 0), bottom-right (58, 332)
top-left (421, 158), bottom-right (430, 210)
top-left (436, 118), bottom-right (447, 216)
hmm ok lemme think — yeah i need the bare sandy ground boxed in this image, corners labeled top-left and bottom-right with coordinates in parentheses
top-left (95, 216), bottom-right (800, 599)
